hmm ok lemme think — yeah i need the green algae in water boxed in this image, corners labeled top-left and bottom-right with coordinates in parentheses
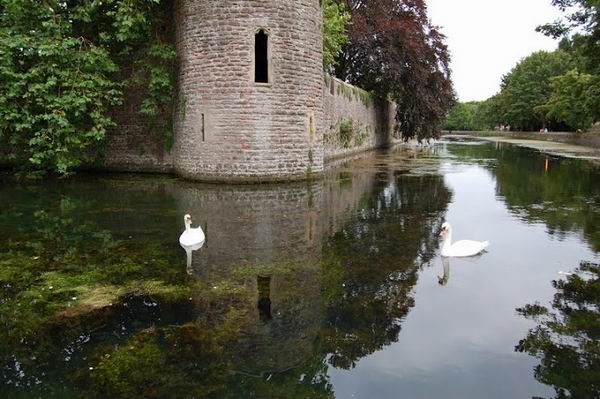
top-left (2, 142), bottom-right (600, 397)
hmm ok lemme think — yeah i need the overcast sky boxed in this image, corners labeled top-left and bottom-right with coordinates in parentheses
top-left (426, 0), bottom-right (564, 102)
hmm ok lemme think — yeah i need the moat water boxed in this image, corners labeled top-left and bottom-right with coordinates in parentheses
top-left (1, 139), bottom-right (599, 398)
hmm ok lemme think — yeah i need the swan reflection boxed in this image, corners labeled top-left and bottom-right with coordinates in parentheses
top-left (181, 240), bottom-right (205, 275)
top-left (437, 253), bottom-right (486, 286)
top-left (438, 257), bottom-right (450, 286)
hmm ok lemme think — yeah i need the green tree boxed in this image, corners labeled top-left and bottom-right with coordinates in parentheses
top-left (500, 50), bottom-right (574, 131)
top-left (443, 102), bottom-right (483, 131)
top-left (558, 34), bottom-right (594, 72)
top-left (538, 0), bottom-right (600, 75)
top-left (444, 97), bottom-right (512, 133)
top-left (474, 95), bottom-right (506, 130)
top-left (584, 75), bottom-right (600, 123)
top-left (538, 1), bottom-right (600, 129)
top-left (444, 103), bottom-right (472, 132)
top-left (0, 0), bottom-right (176, 176)
top-left (323, 0), bottom-right (351, 71)
top-left (542, 69), bottom-right (596, 130)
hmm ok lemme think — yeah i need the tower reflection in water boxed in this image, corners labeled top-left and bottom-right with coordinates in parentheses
top-left (165, 147), bottom-right (452, 380)
top-left (0, 147), bottom-right (451, 396)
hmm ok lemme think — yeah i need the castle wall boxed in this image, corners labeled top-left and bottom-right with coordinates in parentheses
top-left (101, 72), bottom-right (399, 178)
top-left (323, 75), bottom-right (397, 161)
top-left (102, 84), bottom-right (175, 173)
top-left (97, 3), bottom-right (400, 180)
top-left (173, 0), bottom-right (324, 182)
top-left (101, 7), bottom-right (176, 174)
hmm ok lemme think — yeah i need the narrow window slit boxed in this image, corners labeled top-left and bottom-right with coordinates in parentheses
top-left (201, 113), bottom-right (205, 141)
top-left (255, 30), bottom-right (269, 83)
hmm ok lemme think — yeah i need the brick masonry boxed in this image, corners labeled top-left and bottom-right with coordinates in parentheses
top-left (101, 0), bottom-right (398, 181)
top-left (102, 80), bottom-right (174, 174)
top-left (323, 75), bottom-right (397, 161)
top-left (172, 0), bottom-right (324, 182)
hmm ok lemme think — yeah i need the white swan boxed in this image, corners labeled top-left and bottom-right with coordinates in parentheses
top-left (439, 222), bottom-right (488, 257)
top-left (179, 214), bottom-right (205, 274)
top-left (179, 214), bottom-right (205, 246)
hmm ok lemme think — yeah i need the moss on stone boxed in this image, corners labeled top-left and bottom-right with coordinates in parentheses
top-left (354, 128), bottom-right (368, 147)
top-left (336, 82), bottom-right (354, 101)
top-left (353, 86), bottom-right (373, 107)
top-left (339, 119), bottom-right (354, 148)
top-left (324, 73), bottom-right (332, 89)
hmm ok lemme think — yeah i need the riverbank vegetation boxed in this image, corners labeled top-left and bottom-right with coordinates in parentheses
top-left (444, 0), bottom-right (600, 133)
top-left (0, 0), bottom-right (176, 177)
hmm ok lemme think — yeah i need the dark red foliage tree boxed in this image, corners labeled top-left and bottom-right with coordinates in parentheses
top-left (335, 0), bottom-right (456, 141)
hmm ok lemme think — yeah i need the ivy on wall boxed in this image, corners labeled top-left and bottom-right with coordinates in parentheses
top-left (133, 42), bottom-right (177, 152)
top-left (0, 0), bottom-right (176, 176)
top-left (323, 119), bottom-right (369, 149)
top-left (0, 0), bottom-right (354, 176)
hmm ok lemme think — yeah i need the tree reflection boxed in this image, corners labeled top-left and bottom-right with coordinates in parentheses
top-left (447, 142), bottom-right (600, 251)
top-left (0, 153), bottom-right (453, 397)
top-left (516, 261), bottom-right (600, 398)
top-left (321, 174), bottom-right (451, 368)
top-left (72, 171), bottom-right (451, 397)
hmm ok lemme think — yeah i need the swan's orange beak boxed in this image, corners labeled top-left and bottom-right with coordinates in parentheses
top-left (439, 229), bottom-right (446, 237)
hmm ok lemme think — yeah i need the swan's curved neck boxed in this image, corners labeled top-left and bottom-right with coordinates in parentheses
top-left (185, 219), bottom-right (192, 231)
top-left (441, 229), bottom-right (453, 252)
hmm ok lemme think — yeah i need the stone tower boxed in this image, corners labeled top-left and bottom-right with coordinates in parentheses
top-left (174, 0), bottom-right (324, 182)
